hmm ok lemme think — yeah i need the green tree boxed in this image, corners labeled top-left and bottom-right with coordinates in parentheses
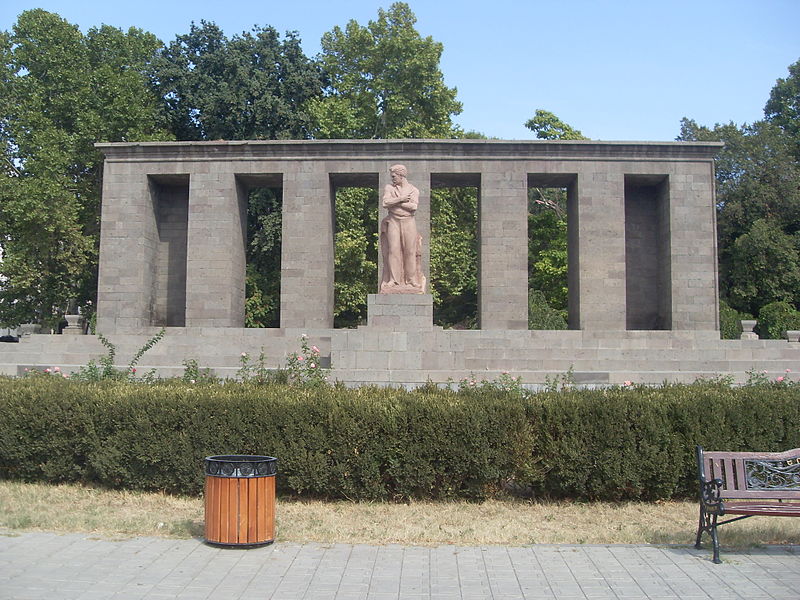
top-left (333, 187), bottom-right (378, 328)
top-left (310, 2), bottom-right (462, 139)
top-left (765, 58), bottom-right (800, 159)
top-left (528, 207), bottom-right (568, 319)
top-left (525, 109), bottom-right (587, 140)
top-left (0, 10), bottom-right (170, 327)
top-left (430, 187), bottom-right (478, 328)
top-left (678, 116), bottom-right (800, 316)
top-left (245, 189), bottom-right (282, 327)
top-left (153, 21), bottom-right (324, 140)
top-left (726, 219), bottom-right (800, 314)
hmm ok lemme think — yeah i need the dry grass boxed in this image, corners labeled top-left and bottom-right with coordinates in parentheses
top-left (0, 480), bottom-right (203, 539)
top-left (2, 480), bottom-right (799, 547)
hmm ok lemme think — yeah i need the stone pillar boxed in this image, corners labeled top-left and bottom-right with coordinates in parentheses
top-left (575, 170), bottom-right (627, 330)
top-left (479, 167), bottom-right (528, 330)
top-left (280, 163), bottom-right (334, 328)
top-left (96, 163), bottom-right (159, 333)
top-left (667, 163), bottom-right (719, 330)
top-left (185, 170), bottom-right (246, 328)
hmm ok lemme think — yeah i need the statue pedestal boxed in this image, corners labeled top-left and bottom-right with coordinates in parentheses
top-left (367, 294), bottom-right (433, 330)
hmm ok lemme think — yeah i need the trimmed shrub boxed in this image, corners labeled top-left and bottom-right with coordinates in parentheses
top-left (719, 299), bottom-right (752, 340)
top-left (757, 301), bottom-right (800, 339)
top-left (1, 378), bottom-right (799, 501)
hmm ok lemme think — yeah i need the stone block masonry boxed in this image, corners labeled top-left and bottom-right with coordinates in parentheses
top-left (10, 138), bottom-right (789, 387)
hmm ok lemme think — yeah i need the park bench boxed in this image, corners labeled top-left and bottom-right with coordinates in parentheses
top-left (695, 445), bottom-right (800, 563)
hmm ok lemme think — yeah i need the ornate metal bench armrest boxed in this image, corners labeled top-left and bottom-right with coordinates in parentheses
top-left (699, 477), bottom-right (724, 512)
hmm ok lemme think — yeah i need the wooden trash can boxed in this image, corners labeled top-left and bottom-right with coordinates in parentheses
top-left (204, 455), bottom-right (277, 547)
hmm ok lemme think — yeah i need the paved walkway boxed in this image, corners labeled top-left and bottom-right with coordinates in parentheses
top-left (0, 531), bottom-right (798, 599)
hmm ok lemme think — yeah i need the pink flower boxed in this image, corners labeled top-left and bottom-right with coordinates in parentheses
top-left (777, 376), bottom-right (785, 382)
top-left (44, 368), bottom-right (51, 373)
top-left (311, 345), bottom-right (320, 354)
top-left (54, 366), bottom-right (61, 373)
top-left (786, 369), bottom-right (791, 373)
top-left (623, 381), bottom-right (633, 387)
top-left (62, 373), bottom-right (69, 379)
top-left (310, 363), bottom-right (316, 368)
top-left (131, 368), bottom-right (136, 374)
top-left (502, 371), bottom-right (509, 375)
top-left (297, 355), bottom-right (304, 361)
top-left (24, 368), bottom-right (28, 372)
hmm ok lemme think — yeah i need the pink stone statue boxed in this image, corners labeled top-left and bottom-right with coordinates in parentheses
top-left (379, 164), bottom-right (426, 294)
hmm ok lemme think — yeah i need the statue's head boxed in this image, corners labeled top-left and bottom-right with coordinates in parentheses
top-left (389, 164), bottom-right (407, 184)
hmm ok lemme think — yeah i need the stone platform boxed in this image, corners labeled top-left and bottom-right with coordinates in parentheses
top-left (1, 324), bottom-right (798, 386)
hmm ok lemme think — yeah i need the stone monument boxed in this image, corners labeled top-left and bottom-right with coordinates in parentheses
top-left (379, 164), bottom-right (426, 294)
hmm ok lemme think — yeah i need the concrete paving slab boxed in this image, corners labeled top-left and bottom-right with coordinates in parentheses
top-left (0, 531), bottom-right (798, 599)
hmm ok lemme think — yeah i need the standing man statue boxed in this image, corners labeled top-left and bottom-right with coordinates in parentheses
top-left (380, 164), bottom-right (426, 294)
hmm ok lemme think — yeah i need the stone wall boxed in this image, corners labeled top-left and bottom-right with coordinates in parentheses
top-left (5, 138), bottom-right (775, 387)
top-left (94, 139), bottom-right (723, 335)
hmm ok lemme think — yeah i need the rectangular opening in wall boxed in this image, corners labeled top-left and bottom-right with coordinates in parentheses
top-left (431, 173), bottom-right (479, 329)
top-left (330, 173), bottom-right (379, 329)
top-left (527, 174), bottom-right (577, 330)
top-left (624, 174), bottom-right (671, 330)
top-left (238, 174), bottom-right (283, 328)
top-left (149, 174), bottom-right (189, 327)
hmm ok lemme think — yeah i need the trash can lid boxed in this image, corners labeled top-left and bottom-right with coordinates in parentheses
top-left (205, 455), bottom-right (277, 478)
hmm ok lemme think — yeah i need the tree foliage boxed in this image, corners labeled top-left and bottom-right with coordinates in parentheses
top-left (765, 58), bottom-right (800, 160)
top-left (525, 109), bottom-right (587, 141)
top-left (430, 188), bottom-right (478, 328)
top-left (153, 21), bottom-right (324, 140)
top-left (678, 102), bottom-right (800, 318)
top-left (756, 301), bottom-right (800, 340)
top-left (245, 189), bottom-right (282, 328)
top-left (310, 2), bottom-right (462, 139)
top-left (333, 188), bottom-right (378, 328)
top-left (528, 205), bottom-right (568, 321)
top-left (0, 10), bottom-right (170, 327)
top-left (718, 299), bottom-right (751, 340)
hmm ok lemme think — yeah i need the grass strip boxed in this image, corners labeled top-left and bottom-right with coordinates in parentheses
top-left (1, 481), bottom-right (799, 547)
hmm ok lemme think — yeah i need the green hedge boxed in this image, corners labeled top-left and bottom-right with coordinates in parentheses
top-left (1, 378), bottom-right (799, 501)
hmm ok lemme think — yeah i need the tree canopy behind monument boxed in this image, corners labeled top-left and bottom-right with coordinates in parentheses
top-left (0, 9), bottom-right (171, 328)
top-left (309, 2), bottom-right (462, 139)
top-left (679, 57), bottom-right (800, 335)
top-left (153, 21), bottom-right (324, 141)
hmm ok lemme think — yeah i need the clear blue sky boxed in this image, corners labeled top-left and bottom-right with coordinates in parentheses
top-left (3, 0), bottom-right (799, 141)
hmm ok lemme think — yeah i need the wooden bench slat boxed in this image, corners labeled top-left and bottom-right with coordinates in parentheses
top-left (721, 489), bottom-right (800, 499)
top-left (733, 458), bottom-right (747, 491)
top-left (724, 502), bottom-right (800, 517)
